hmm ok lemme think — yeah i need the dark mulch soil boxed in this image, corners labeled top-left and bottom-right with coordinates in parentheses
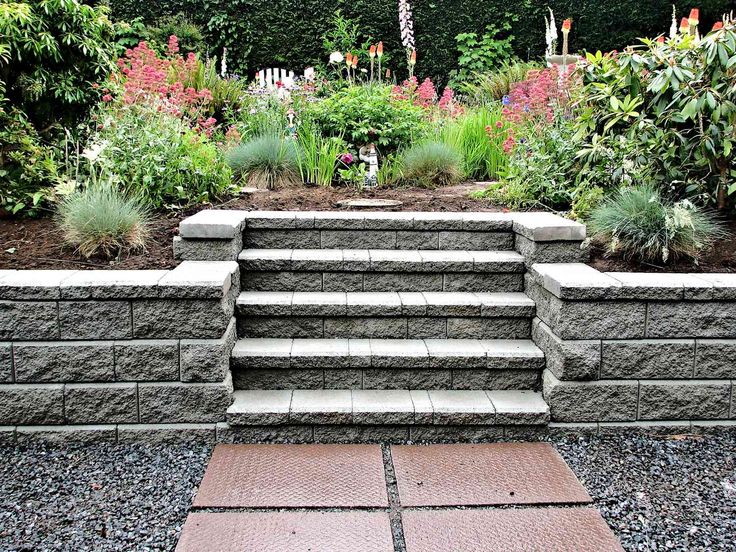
top-left (0, 183), bottom-right (497, 271)
top-left (588, 221), bottom-right (736, 274)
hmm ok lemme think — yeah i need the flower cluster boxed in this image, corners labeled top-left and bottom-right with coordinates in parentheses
top-left (501, 66), bottom-right (575, 127)
top-left (391, 77), bottom-right (461, 117)
top-left (114, 37), bottom-right (213, 121)
top-left (398, 0), bottom-right (415, 50)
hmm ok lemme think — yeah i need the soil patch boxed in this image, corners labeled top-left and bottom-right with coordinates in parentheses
top-left (0, 184), bottom-right (498, 271)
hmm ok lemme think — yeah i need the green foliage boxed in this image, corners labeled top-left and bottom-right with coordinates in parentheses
top-left (589, 184), bottom-right (726, 264)
top-left (147, 13), bottom-right (205, 56)
top-left (322, 10), bottom-right (373, 61)
top-left (309, 84), bottom-right (427, 152)
top-left (577, 21), bottom-right (736, 209)
top-left (174, 56), bottom-right (249, 117)
top-left (439, 106), bottom-right (508, 180)
top-left (0, 0), bottom-right (115, 129)
top-left (457, 60), bottom-right (540, 104)
top-left (107, 0), bottom-right (733, 85)
top-left (400, 141), bottom-right (463, 188)
top-left (226, 135), bottom-right (300, 189)
top-left (113, 17), bottom-right (148, 56)
top-left (57, 184), bottom-right (151, 259)
top-left (88, 105), bottom-right (233, 208)
top-left (452, 17), bottom-right (517, 85)
top-left (295, 118), bottom-right (344, 187)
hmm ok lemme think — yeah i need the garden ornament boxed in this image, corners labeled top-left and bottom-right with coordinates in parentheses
top-left (286, 109), bottom-right (297, 140)
top-left (359, 144), bottom-right (379, 189)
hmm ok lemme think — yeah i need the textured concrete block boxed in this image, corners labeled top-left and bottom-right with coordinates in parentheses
top-left (451, 370), bottom-right (539, 390)
top-left (647, 302), bottom-right (736, 338)
top-left (293, 291), bottom-right (348, 316)
top-left (313, 425), bottom-right (410, 443)
top-left (58, 301), bottom-right (132, 339)
top-left (638, 380), bottom-right (731, 420)
top-left (322, 230), bottom-right (397, 249)
top-left (323, 272), bottom-right (363, 292)
top-left (324, 317), bottom-right (407, 339)
top-left (290, 389), bottom-right (352, 424)
top-left (179, 209), bottom-right (247, 238)
top-left (425, 339), bottom-right (487, 369)
top-left (531, 319), bottom-right (600, 381)
top-left (396, 231), bottom-right (439, 250)
top-left (133, 298), bottom-right (232, 339)
top-left (0, 383), bottom-right (64, 424)
top-left (16, 425), bottom-right (117, 444)
top-left (607, 272), bottom-right (713, 301)
top-left (443, 273), bottom-right (523, 292)
top-left (114, 340), bottom-right (179, 381)
top-left (407, 317), bottom-right (447, 339)
top-left (362, 369), bottom-right (452, 390)
top-left (290, 338), bottom-right (350, 368)
top-left (239, 249), bottom-right (293, 271)
top-left (530, 263), bottom-right (621, 300)
top-left (138, 376), bottom-right (233, 423)
top-left (598, 421), bottom-right (693, 435)
top-left (158, 261), bottom-right (238, 299)
top-left (216, 423), bottom-right (314, 444)
top-left (59, 270), bottom-right (167, 299)
top-left (0, 270), bottom-right (76, 300)
top-left (231, 338), bottom-right (292, 369)
top-left (174, 235), bottom-right (243, 261)
top-left (234, 368), bottom-right (325, 390)
top-left (244, 229), bottom-right (320, 249)
top-left (0, 343), bottom-right (12, 382)
top-left (240, 316), bottom-right (324, 338)
top-left (364, 273), bottom-right (444, 292)
top-left (486, 390), bottom-right (549, 425)
top-left (64, 383), bottom-right (138, 424)
top-left (241, 271), bottom-right (323, 292)
top-left (324, 369), bottom-right (363, 389)
top-left (514, 235), bottom-right (588, 267)
top-left (0, 301), bottom-right (59, 340)
top-left (439, 231), bottom-right (513, 251)
top-left (693, 273), bottom-right (736, 300)
top-left (542, 370), bottom-right (638, 422)
top-left (352, 390), bottom-right (414, 424)
top-left (237, 291), bottom-right (294, 317)
top-left (695, 340), bottom-right (736, 378)
top-left (244, 211), bottom-right (299, 229)
top-left (512, 212), bottom-right (586, 241)
top-left (446, 317), bottom-right (529, 339)
top-left (226, 390), bottom-right (292, 425)
top-left (117, 423), bottom-right (217, 444)
top-left (428, 390), bottom-right (496, 425)
top-left (290, 249), bottom-right (344, 272)
top-left (345, 292), bottom-right (401, 316)
top-left (180, 318), bottom-right (236, 382)
top-left (13, 341), bottom-right (114, 382)
top-left (601, 340), bottom-right (695, 379)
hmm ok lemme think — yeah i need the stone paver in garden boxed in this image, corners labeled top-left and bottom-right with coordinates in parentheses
top-left (178, 443), bottom-right (621, 551)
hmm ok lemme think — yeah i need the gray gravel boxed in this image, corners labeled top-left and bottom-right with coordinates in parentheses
top-left (0, 442), bottom-right (211, 551)
top-left (555, 431), bottom-right (736, 552)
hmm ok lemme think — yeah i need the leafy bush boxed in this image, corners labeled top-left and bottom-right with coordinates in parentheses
top-left (308, 84), bottom-right (427, 152)
top-left (577, 19), bottom-right (736, 209)
top-left (89, 105), bottom-right (233, 208)
top-left (440, 106), bottom-right (507, 180)
top-left (0, 0), bottom-right (115, 129)
top-left (226, 135), bottom-right (300, 189)
top-left (457, 60), bottom-right (540, 104)
top-left (147, 13), bottom-right (206, 56)
top-left (452, 17), bottom-right (516, 86)
top-left (400, 141), bottom-right (463, 188)
top-left (58, 185), bottom-right (151, 259)
top-left (589, 184), bottom-right (726, 264)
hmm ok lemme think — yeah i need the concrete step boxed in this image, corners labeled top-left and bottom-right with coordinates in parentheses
top-left (226, 389), bottom-right (549, 426)
top-left (236, 291), bottom-right (535, 339)
top-left (239, 249), bottom-right (525, 292)
top-left (231, 338), bottom-right (544, 390)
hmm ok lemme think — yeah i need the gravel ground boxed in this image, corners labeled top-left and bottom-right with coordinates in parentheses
top-left (556, 431), bottom-right (736, 552)
top-left (0, 433), bottom-right (734, 551)
top-left (0, 442), bottom-right (211, 552)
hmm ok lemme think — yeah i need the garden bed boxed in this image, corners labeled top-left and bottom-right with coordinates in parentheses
top-left (0, 183), bottom-right (496, 270)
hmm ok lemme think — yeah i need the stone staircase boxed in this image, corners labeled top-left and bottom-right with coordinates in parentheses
top-left (213, 211), bottom-right (586, 442)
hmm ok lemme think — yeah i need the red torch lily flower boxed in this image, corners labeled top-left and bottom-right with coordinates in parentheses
top-left (352, 56), bottom-right (358, 69)
top-left (561, 19), bottom-right (571, 33)
top-left (377, 42), bottom-right (384, 58)
top-left (712, 21), bottom-right (723, 31)
top-left (370, 44), bottom-right (376, 58)
top-left (345, 52), bottom-right (353, 66)
top-left (409, 49), bottom-right (417, 65)
top-left (679, 17), bottom-right (690, 32)
top-left (688, 8), bottom-right (699, 26)
top-left (656, 35), bottom-right (665, 44)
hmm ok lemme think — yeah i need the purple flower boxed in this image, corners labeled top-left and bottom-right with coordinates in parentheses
top-left (340, 153), bottom-right (354, 164)
top-left (502, 95), bottom-right (511, 105)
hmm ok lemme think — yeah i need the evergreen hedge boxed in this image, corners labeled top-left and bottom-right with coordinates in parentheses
top-left (108, 0), bottom-right (732, 81)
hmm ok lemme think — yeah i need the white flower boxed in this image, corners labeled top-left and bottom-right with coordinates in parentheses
top-left (329, 51), bottom-right (344, 64)
top-left (81, 141), bottom-right (107, 163)
top-left (398, 0), bottom-right (415, 50)
top-left (221, 47), bottom-right (228, 77)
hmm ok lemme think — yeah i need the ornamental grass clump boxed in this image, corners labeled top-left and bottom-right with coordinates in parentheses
top-left (400, 141), bottom-right (463, 188)
top-left (226, 135), bottom-right (300, 190)
top-left (58, 185), bottom-right (150, 259)
top-left (589, 184), bottom-right (726, 264)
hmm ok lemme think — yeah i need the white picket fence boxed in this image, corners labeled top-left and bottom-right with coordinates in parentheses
top-left (256, 67), bottom-right (315, 89)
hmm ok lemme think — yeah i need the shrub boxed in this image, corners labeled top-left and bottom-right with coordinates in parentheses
top-left (308, 84), bottom-right (427, 152)
top-left (58, 185), bottom-right (151, 259)
top-left (90, 105), bottom-right (233, 208)
top-left (226, 135), bottom-right (300, 189)
top-left (451, 16), bottom-right (516, 86)
top-left (146, 13), bottom-right (205, 56)
top-left (400, 141), bottom-right (463, 188)
top-left (589, 184), bottom-right (726, 264)
top-left (457, 60), bottom-right (540, 104)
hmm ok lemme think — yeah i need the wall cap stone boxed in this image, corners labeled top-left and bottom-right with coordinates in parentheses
top-left (530, 263), bottom-right (621, 300)
top-left (179, 209), bottom-right (249, 238)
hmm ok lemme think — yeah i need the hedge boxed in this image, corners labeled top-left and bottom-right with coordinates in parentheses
top-left (108, 0), bottom-right (733, 82)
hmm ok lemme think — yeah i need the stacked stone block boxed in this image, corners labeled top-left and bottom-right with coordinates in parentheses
top-left (0, 262), bottom-right (239, 444)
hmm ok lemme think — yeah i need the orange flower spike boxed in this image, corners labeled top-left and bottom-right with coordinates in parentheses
top-left (712, 21), bottom-right (723, 31)
top-left (409, 49), bottom-right (417, 65)
top-left (656, 35), bottom-right (665, 44)
top-left (345, 52), bottom-right (353, 66)
top-left (680, 17), bottom-right (690, 32)
top-left (352, 56), bottom-right (358, 69)
top-left (561, 19), bottom-right (572, 33)
top-left (377, 42), bottom-right (384, 58)
top-left (688, 8), bottom-right (699, 26)
top-left (369, 44), bottom-right (376, 58)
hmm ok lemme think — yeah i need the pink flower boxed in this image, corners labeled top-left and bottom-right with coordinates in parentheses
top-left (101, 94), bottom-right (113, 102)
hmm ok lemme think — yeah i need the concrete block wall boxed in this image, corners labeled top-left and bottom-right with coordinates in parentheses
top-left (0, 262), bottom-right (239, 444)
top-left (529, 263), bottom-right (736, 431)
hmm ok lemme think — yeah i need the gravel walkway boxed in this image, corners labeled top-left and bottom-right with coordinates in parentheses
top-left (0, 432), bottom-right (734, 551)
top-left (556, 431), bottom-right (736, 552)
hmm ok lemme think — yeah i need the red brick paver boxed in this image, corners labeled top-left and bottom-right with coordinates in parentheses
top-left (193, 444), bottom-right (388, 508)
top-left (176, 511), bottom-right (394, 552)
top-left (391, 442), bottom-right (591, 506)
top-left (402, 507), bottom-right (625, 552)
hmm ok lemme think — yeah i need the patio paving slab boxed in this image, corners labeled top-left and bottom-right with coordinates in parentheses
top-left (192, 444), bottom-right (388, 508)
top-left (391, 442), bottom-right (591, 507)
top-left (402, 507), bottom-right (624, 552)
top-left (176, 511), bottom-right (394, 552)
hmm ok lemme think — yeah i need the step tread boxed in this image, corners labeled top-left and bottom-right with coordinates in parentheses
top-left (226, 389), bottom-right (549, 426)
top-left (231, 338), bottom-right (544, 370)
top-left (237, 291), bottom-right (535, 317)
top-left (239, 248), bottom-right (525, 273)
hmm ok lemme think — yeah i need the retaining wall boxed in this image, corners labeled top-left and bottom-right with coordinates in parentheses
top-left (528, 263), bottom-right (736, 433)
top-left (0, 262), bottom-right (239, 444)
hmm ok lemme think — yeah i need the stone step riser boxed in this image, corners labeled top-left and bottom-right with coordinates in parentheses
top-left (240, 271), bottom-right (524, 293)
top-left (231, 368), bottom-right (540, 391)
top-left (237, 316), bottom-right (531, 340)
top-left (243, 229), bottom-right (515, 251)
